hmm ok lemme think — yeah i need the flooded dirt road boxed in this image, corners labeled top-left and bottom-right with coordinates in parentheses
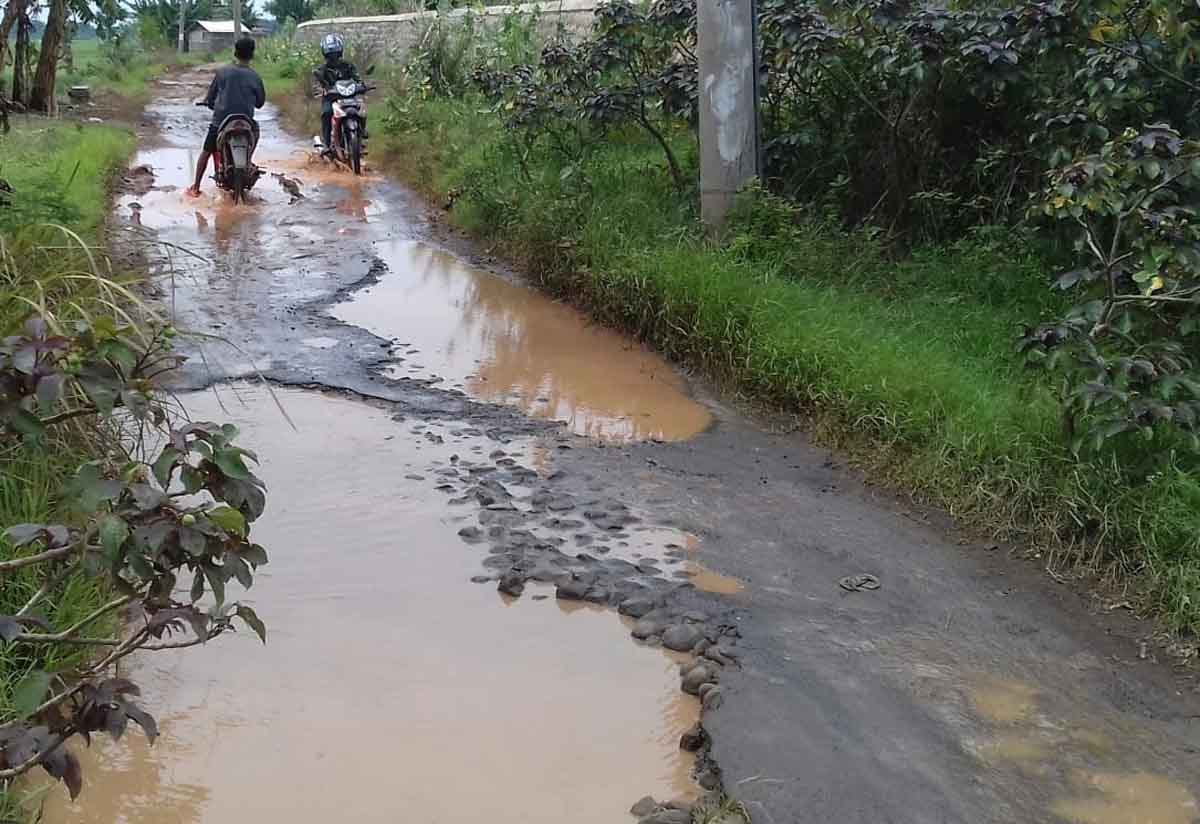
top-left (50, 68), bottom-right (1200, 823)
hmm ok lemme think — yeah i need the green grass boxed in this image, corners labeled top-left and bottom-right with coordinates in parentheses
top-left (0, 111), bottom-right (136, 819)
top-left (379, 94), bottom-right (1200, 635)
top-left (58, 39), bottom-right (172, 102)
top-left (0, 121), bottom-right (135, 237)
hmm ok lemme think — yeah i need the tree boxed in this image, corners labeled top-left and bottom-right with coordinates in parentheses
top-left (11, 3), bottom-right (33, 105)
top-left (0, 0), bottom-right (23, 98)
top-left (265, 0), bottom-right (314, 24)
top-left (29, 0), bottom-right (67, 112)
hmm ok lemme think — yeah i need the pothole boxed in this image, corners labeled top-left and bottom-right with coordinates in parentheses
top-left (330, 239), bottom-right (713, 443)
top-left (41, 386), bottom-right (699, 823)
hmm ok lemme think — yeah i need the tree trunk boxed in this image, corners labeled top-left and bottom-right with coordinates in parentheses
top-left (11, 8), bottom-right (31, 106)
top-left (30, 0), bottom-right (66, 113)
top-left (0, 0), bottom-right (21, 97)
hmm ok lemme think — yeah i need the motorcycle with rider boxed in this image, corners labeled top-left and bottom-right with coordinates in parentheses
top-left (187, 36), bottom-right (266, 202)
top-left (312, 33), bottom-right (374, 175)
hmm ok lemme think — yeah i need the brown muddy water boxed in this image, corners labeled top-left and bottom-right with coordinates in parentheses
top-left (42, 387), bottom-right (699, 823)
top-left (332, 240), bottom-right (713, 442)
top-left (43, 72), bottom-right (718, 823)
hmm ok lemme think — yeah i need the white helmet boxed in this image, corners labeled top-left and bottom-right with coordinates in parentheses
top-left (321, 33), bottom-right (345, 59)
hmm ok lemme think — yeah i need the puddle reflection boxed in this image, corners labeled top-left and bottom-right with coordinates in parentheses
top-left (332, 240), bottom-right (712, 442)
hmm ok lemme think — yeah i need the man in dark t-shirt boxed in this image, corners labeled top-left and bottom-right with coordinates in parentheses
top-left (187, 37), bottom-right (266, 197)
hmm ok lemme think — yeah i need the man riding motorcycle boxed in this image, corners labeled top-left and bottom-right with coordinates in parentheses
top-left (187, 37), bottom-right (266, 198)
top-left (313, 33), bottom-right (365, 156)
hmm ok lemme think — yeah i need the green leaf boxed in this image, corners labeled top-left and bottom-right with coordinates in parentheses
top-left (178, 527), bottom-right (207, 558)
top-left (213, 448), bottom-right (252, 481)
top-left (190, 569), bottom-right (205, 603)
top-left (207, 506), bottom-right (247, 538)
top-left (180, 466), bottom-right (204, 495)
top-left (76, 361), bottom-right (123, 415)
top-left (236, 605), bottom-right (267, 643)
top-left (152, 447), bottom-right (181, 489)
top-left (240, 544), bottom-right (269, 567)
top-left (12, 670), bottom-right (51, 719)
top-left (228, 555), bottom-right (253, 589)
top-left (204, 564), bottom-right (227, 607)
top-left (3, 406), bottom-right (44, 441)
top-left (99, 515), bottom-right (129, 562)
top-left (68, 463), bottom-right (122, 512)
top-left (127, 549), bottom-right (155, 580)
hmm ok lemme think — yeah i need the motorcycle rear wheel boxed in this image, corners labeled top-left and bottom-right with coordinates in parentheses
top-left (231, 167), bottom-right (246, 204)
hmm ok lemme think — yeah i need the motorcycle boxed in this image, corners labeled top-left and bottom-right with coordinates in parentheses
top-left (315, 69), bottom-right (375, 176)
top-left (196, 102), bottom-right (264, 204)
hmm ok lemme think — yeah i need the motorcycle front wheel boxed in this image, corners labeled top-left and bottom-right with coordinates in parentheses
top-left (348, 124), bottom-right (362, 176)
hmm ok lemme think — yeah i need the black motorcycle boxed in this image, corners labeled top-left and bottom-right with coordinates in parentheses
top-left (318, 70), bottom-right (376, 175)
top-left (197, 103), bottom-right (263, 203)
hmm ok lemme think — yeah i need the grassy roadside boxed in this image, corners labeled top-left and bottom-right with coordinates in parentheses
top-left (0, 75), bottom-right (140, 819)
top-left (376, 94), bottom-right (1200, 636)
top-left (0, 123), bottom-right (135, 235)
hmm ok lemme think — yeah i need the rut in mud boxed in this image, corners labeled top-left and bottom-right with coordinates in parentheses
top-left (45, 68), bottom-right (1200, 824)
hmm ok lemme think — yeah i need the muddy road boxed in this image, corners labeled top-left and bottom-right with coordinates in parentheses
top-left (48, 69), bottom-right (1200, 823)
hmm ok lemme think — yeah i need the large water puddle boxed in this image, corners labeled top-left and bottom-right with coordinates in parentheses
top-left (129, 73), bottom-right (711, 445)
top-left (42, 387), bottom-right (697, 823)
top-left (332, 239), bottom-right (713, 442)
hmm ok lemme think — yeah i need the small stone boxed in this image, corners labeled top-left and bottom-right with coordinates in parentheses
top-left (698, 683), bottom-right (716, 700)
top-left (618, 596), bottom-right (658, 619)
top-left (556, 578), bottom-right (590, 601)
top-left (679, 723), bottom-right (706, 752)
top-left (632, 618), bottom-right (663, 640)
top-left (630, 796), bottom-right (660, 817)
top-left (665, 799), bottom-right (696, 814)
top-left (702, 686), bottom-right (725, 710)
top-left (498, 572), bottom-right (525, 597)
top-left (696, 768), bottom-right (721, 791)
top-left (469, 575), bottom-right (491, 584)
top-left (681, 664), bottom-right (715, 696)
top-left (662, 624), bottom-right (704, 652)
top-left (703, 646), bottom-right (733, 667)
top-left (582, 587), bottom-right (609, 604)
top-left (457, 526), bottom-right (484, 544)
top-left (640, 810), bottom-right (691, 824)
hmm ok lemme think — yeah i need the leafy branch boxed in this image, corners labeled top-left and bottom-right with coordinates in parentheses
top-left (0, 313), bottom-right (271, 798)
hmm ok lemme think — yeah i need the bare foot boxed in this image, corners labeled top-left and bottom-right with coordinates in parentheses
top-left (185, 185), bottom-right (201, 198)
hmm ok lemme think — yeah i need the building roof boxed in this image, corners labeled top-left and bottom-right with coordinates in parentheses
top-left (191, 20), bottom-right (240, 33)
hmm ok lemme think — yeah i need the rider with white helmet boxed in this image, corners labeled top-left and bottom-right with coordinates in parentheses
top-left (313, 33), bottom-right (362, 154)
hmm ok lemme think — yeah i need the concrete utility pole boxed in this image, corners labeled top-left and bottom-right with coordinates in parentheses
top-left (233, 0), bottom-right (242, 39)
top-left (697, 0), bottom-right (761, 233)
top-left (177, 0), bottom-right (185, 53)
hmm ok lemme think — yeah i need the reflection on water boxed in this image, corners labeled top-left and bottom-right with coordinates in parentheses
top-left (332, 240), bottom-right (712, 443)
top-left (42, 387), bottom-right (697, 824)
